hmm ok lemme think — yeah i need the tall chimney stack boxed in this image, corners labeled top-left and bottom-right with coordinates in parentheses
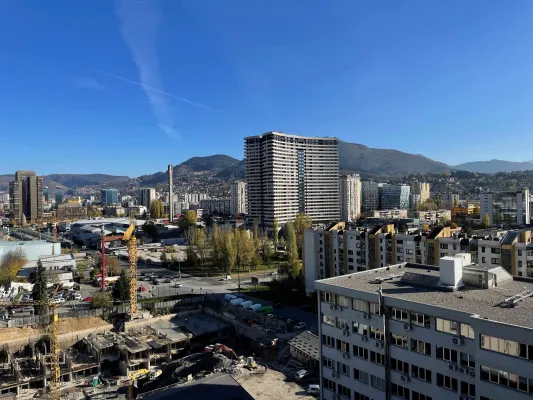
top-left (168, 164), bottom-right (174, 223)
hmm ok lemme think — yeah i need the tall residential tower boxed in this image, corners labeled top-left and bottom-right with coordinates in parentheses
top-left (9, 170), bottom-right (44, 223)
top-left (340, 174), bottom-right (361, 223)
top-left (245, 131), bottom-right (339, 226)
top-left (230, 181), bottom-right (247, 215)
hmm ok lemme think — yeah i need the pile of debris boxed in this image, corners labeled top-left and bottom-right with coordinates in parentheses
top-left (171, 346), bottom-right (266, 384)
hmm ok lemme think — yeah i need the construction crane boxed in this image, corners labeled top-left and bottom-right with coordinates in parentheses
top-left (18, 286), bottom-right (60, 400)
top-left (122, 216), bottom-right (138, 315)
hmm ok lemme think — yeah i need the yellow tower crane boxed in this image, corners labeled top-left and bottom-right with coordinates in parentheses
top-left (122, 216), bottom-right (138, 315)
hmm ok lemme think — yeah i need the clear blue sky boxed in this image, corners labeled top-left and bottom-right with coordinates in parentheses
top-left (1, 0), bottom-right (533, 176)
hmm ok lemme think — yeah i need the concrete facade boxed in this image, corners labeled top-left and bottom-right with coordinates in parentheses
top-left (230, 181), bottom-right (247, 215)
top-left (315, 257), bottom-right (533, 400)
top-left (340, 174), bottom-right (361, 223)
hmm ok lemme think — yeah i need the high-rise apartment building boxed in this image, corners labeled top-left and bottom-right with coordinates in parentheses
top-left (139, 188), bottom-right (156, 208)
top-left (245, 131), bottom-right (339, 226)
top-left (480, 193), bottom-right (493, 225)
top-left (340, 174), bottom-right (361, 223)
top-left (101, 189), bottom-right (118, 206)
top-left (361, 182), bottom-right (379, 213)
top-left (380, 184), bottom-right (410, 210)
top-left (43, 186), bottom-right (49, 202)
top-left (443, 193), bottom-right (460, 209)
top-left (316, 255), bottom-right (533, 400)
top-left (9, 170), bottom-right (44, 223)
top-left (55, 186), bottom-right (63, 204)
top-left (230, 181), bottom-right (247, 215)
top-left (516, 190), bottom-right (530, 226)
top-left (410, 182), bottom-right (430, 203)
top-left (168, 165), bottom-right (174, 223)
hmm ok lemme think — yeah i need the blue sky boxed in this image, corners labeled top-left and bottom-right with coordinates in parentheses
top-left (1, 0), bottom-right (533, 176)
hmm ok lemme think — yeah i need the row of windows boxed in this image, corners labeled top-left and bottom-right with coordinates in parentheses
top-left (481, 365), bottom-right (533, 394)
top-left (481, 334), bottom-right (533, 361)
top-left (436, 317), bottom-right (475, 339)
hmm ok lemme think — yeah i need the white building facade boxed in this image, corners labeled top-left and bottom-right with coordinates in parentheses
top-left (340, 174), bottom-right (361, 223)
top-left (230, 181), bottom-right (247, 215)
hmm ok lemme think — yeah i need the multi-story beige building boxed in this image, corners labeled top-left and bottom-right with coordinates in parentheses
top-left (340, 174), bottom-right (361, 223)
top-left (57, 203), bottom-right (88, 221)
top-left (245, 131), bottom-right (339, 226)
top-left (9, 170), bottom-right (44, 223)
top-left (304, 222), bottom-right (533, 294)
top-left (230, 181), bottom-right (247, 215)
top-left (410, 181), bottom-right (430, 204)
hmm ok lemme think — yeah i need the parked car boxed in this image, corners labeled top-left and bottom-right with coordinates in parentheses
top-left (83, 296), bottom-right (94, 302)
top-left (295, 369), bottom-right (310, 380)
top-left (174, 283), bottom-right (183, 288)
top-left (164, 278), bottom-right (173, 283)
top-left (306, 384), bottom-right (320, 395)
top-left (70, 293), bottom-right (82, 300)
top-left (138, 286), bottom-right (147, 292)
top-left (295, 322), bottom-right (307, 330)
top-left (22, 306), bottom-right (35, 314)
top-left (53, 298), bottom-right (66, 305)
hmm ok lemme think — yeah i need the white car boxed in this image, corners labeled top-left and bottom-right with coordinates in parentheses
top-left (53, 298), bottom-right (66, 305)
top-left (174, 283), bottom-right (183, 288)
top-left (295, 322), bottom-right (307, 330)
top-left (71, 293), bottom-right (82, 300)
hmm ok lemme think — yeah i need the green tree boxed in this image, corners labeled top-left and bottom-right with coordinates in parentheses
top-left (259, 232), bottom-right (273, 264)
top-left (106, 256), bottom-right (121, 277)
top-left (160, 251), bottom-right (169, 266)
top-left (193, 228), bottom-right (209, 275)
top-left (272, 217), bottom-right (279, 248)
top-left (90, 267), bottom-right (101, 282)
top-left (142, 221), bottom-right (158, 240)
top-left (178, 210), bottom-right (198, 231)
top-left (223, 230), bottom-right (237, 274)
top-left (0, 248), bottom-right (27, 284)
top-left (32, 260), bottom-right (48, 315)
top-left (210, 224), bottom-right (223, 266)
top-left (439, 216), bottom-right (450, 226)
top-left (90, 292), bottom-right (113, 309)
top-left (285, 222), bottom-right (299, 265)
top-left (150, 200), bottom-right (164, 218)
top-left (112, 270), bottom-right (130, 302)
top-left (293, 213), bottom-right (312, 254)
top-left (482, 213), bottom-right (491, 228)
top-left (76, 260), bottom-right (88, 278)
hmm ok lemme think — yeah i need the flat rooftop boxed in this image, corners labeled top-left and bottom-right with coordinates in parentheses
top-left (150, 320), bottom-right (191, 343)
top-left (140, 373), bottom-right (253, 400)
top-left (316, 262), bottom-right (533, 330)
top-left (288, 331), bottom-right (319, 361)
top-left (168, 314), bottom-right (230, 337)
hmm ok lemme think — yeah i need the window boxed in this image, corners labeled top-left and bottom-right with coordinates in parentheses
top-left (322, 356), bottom-right (334, 369)
top-left (322, 292), bottom-right (333, 303)
top-left (370, 326), bottom-right (384, 341)
top-left (352, 345), bottom-right (368, 359)
top-left (411, 339), bottom-right (431, 355)
top-left (406, 249), bottom-right (413, 255)
top-left (461, 381), bottom-right (475, 397)
top-left (348, 257), bottom-right (354, 263)
top-left (397, 255), bottom-right (404, 261)
top-left (410, 312), bottom-right (430, 328)
top-left (481, 247), bottom-right (486, 253)
top-left (322, 334), bottom-right (335, 348)
top-left (519, 261), bottom-right (523, 268)
top-left (352, 322), bottom-right (368, 336)
top-left (440, 252), bottom-right (448, 257)
top-left (391, 334), bottom-right (408, 349)
top-left (371, 375), bottom-right (385, 391)
top-left (323, 377), bottom-right (336, 392)
top-left (370, 302), bottom-right (382, 315)
top-left (436, 318), bottom-right (457, 335)
top-left (491, 258), bottom-right (499, 264)
top-left (354, 392), bottom-right (370, 400)
top-left (348, 250), bottom-right (353, 255)
top-left (436, 373), bottom-right (458, 391)
top-left (397, 240), bottom-right (404, 244)
top-left (412, 364), bottom-right (432, 382)
top-left (370, 350), bottom-right (384, 366)
top-left (336, 317), bottom-right (349, 330)
top-left (480, 365), bottom-right (533, 394)
top-left (482, 257), bottom-right (486, 263)
top-left (322, 314), bottom-right (335, 326)
top-left (352, 298), bottom-right (369, 313)
top-left (518, 250), bottom-right (522, 256)
top-left (336, 339), bottom-right (349, 353)
top-left (391, 308), bottom-right (409, 322)
top-left (335, 295), bottom-right (350, 308)
top-left (436, 346), bottom-right (458, 363)
top-left (440, 243), bottom-right (448, 249)
top-left (337, 361), bottom-right (349, 376)
top-left (353, 367), bottom-right (369, 383)
top-left (390, 358), bottom-right (409, 373)
top-left (397, 247), bottom-right (403, 253)
top-left (491, 247), bottom-right (500, 254)
top-left (391, 383), bottom-right (410, 400)
top-left (338, 384), bottom-right (351, 399)
top-left (460, 323), bottom-right (474, 339)
top-left (460, 352), bottom-right (475, 368)
top-left (412, 391), bottom-right (432, 400)
top-left (481, 335), bottom-right (533, 361)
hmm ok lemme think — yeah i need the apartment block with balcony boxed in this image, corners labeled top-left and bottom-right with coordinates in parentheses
top-left (316, 254), bottom-right (533, 400)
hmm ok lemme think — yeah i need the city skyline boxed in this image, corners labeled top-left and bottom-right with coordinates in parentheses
top-left (2, 1), bottom-right (533, 175)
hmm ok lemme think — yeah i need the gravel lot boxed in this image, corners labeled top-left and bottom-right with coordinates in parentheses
top-left (236, 369), bottom-right (309, 400)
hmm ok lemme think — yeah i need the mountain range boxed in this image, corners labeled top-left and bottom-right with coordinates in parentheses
top-left (2, 142), bottom-right (533, 190)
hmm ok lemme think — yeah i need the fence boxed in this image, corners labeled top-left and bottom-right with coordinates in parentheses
top-left (139, 295), bottom-right (205, 310)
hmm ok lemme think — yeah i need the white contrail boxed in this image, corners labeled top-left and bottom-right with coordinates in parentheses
top-left (94, 69), bottom-right (216, 111)
top-left (116, 0), bottom-right (213, 140)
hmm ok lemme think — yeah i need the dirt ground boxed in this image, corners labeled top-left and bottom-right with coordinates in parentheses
top-left (0, 316), bottom-right (108, 342)
top-left (237, 369), bottom-right (309, 400)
